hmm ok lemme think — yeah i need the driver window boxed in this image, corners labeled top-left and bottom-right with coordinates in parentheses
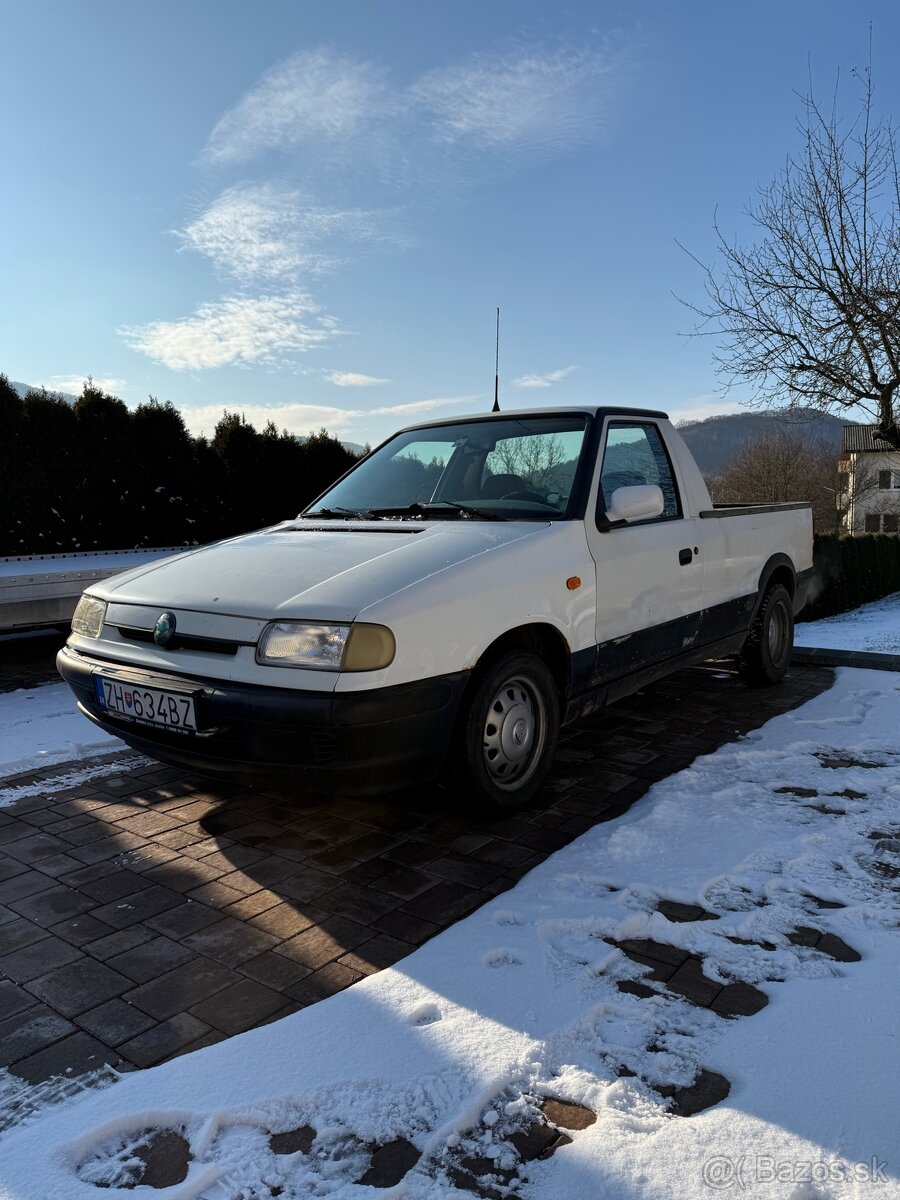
top-left (599, 423), bottom-right (680, 520)
top-left (482, 429), bottom-right (583, 503)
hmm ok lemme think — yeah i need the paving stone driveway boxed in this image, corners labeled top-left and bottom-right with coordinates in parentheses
top-left (0, 659), bottom-right (832, 1090)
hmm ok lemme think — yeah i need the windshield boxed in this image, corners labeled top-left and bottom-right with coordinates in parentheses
top-left (302, 414), bottom-right (590, 521)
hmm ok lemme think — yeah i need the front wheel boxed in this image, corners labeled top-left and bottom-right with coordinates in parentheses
top-left (453, 651), bottom-right (560, 811)
top-left (741, 583), bottom-right (793, 684)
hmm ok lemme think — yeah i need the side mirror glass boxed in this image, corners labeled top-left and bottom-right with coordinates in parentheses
top-left (607, 484), bottom-right (664, 523)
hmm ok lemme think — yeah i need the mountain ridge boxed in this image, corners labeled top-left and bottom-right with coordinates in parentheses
top-left (675, 408), bottom-right (857, 474)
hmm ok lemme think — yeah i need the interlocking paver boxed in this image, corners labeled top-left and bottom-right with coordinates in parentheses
top-left (339, 935), bottom-right (414, 974)
top-left (144, 900), bottom-right (223, 938)
top-left (0, 858), bottom-right (27, 884)
top-left (276, 916), bottom-right (370, 968)
top-left (181, 916), bottom-right (281, 964)
top-left (125, 957), bottom-right (242, 1020)
top-left (248, 903), bottom-right (324, 939)
top-left (107, 934), bottom-right (195, 983)
top-left (9, 1031), bottom-right (129, 1083)
top-left (26, 958), bottom-right (133, 1018)
top-left (1, 916), bottom-right (50, 956)
top-left (3, 834), bottom-right (74, 864)
top-left (0, 935), bottom-right (83, 983)
top-left (69, 867), bottom-right (155, 904)
top-left (0, 1004), bottom-right (75, 1066)
top-left (10, 885), bottom-right (96, 925)
top-left (239, 951), bottom-right (313, 991)
top-left (0, 979), bottom-right (40, 1021)
top-left (0, 656), bottom-right (834, 1091)
top-left (119, 1013), bottom-right (211, 1067)
top-left (90, 885), bottom-right (184, 929)
top-left (0, 870), bottom-right (57, 905)
top-left (373, 910), bottom-right (441, 945)
top-left (286, 962), bottom-right (364, 1005)
top-left (49, 914), bottom-right (115, 947)
top-left (75, 998), bottom-right (158, 1045)
top-left (84, 926), bottom-right (156, 961)
top-left (189, 978), bottom-right (285, 1034)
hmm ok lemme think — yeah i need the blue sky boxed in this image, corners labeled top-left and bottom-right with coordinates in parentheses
top-left (3, 1), bottom-right (899, 446)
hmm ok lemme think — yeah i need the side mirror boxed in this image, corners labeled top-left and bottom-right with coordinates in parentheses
top-left (607, 484), bottom-right (664, 523)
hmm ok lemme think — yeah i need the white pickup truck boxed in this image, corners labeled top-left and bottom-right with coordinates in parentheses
top-left (58, 407), bottom-right (813, 808)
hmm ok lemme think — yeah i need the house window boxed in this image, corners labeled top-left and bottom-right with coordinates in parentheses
top-left (865, 514), bottom-right (881, 533)
top-left (884, 513), bottom-right (899, 534)
top-left (879, 471), bottom-right (892, 489)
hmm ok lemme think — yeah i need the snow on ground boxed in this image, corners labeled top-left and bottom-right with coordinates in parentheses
top-left (796, 590), bottom-right (900, 654)
top-left (0, 682), bottom-right (124, 782)
top-left (1, 668), bottom-right (899, 1199)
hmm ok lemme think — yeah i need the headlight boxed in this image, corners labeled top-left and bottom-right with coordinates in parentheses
top-left (256, 622), bottom-right (395, 671)
top-left (71, 595), bottom-right (107, 639)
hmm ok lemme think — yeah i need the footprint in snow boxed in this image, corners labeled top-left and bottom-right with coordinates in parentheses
top-left (409, 1001), bottom-right (443, 1026)
top-left (484, 948), bottom-right (523, 968)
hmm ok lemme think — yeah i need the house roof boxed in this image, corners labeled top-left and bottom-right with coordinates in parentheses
top-left (841, 424), bottom-right (900, 453)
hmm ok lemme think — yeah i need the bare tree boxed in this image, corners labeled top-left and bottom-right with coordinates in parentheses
top-left (492, 434), bottom-right (567, 491)
top-left (706, 431), bottom-right (843, 532)
top-left (683, 57), bottom-right (900, 449)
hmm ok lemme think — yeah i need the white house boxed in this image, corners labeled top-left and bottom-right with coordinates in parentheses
top-left (839, 425), bottom-right (900, 534)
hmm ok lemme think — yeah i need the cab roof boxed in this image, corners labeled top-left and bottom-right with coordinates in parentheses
top-left (396, 405), bottom-right (669, 434)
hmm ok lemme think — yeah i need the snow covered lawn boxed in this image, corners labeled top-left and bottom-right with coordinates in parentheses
top-left (0, 668), bottom-right (898, 1199)
top-left (0, 681), bottom-right (124, 782)
top-left (796, 589), bottom-right (900, 654)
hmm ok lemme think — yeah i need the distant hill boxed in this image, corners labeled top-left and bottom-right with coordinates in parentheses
top-left (11, 380), bottom-right (76, 403)
top-left (676, 409), bottom-right (857, 474)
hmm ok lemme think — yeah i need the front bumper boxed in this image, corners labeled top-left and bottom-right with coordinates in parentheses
top-left (57, 645), bottom-right (469, 793)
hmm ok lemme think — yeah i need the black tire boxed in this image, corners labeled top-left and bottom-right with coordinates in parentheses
top-left (741, 583), bottom-right (793, 685)
top-left (452, 650), bottom-right (560, 811)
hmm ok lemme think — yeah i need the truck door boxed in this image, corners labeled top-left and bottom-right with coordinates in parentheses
top-left (584, 419), bottom-right (706, 681)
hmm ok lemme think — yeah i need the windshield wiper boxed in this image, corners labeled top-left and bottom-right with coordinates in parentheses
top-left (367, 502), bottom-right (508, 522)
top-left (300, 506), bottom-right (376, 520)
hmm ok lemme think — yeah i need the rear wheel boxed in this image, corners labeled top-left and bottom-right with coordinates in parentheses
top-left (741, 583), bottom-right (793, 684)
top-left (454, 650), bottom-right (560, 811)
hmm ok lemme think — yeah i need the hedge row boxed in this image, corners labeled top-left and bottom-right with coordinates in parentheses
top-left (799, 533), bottom-right (900, 622)
top-left (0, 377), bottom-right (359, 557)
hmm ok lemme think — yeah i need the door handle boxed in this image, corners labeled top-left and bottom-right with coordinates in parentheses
top-left (678, 548), bottom-right (693, 565)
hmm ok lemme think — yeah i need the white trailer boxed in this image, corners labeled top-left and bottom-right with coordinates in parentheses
top-left (0, 549), bottom-right (184, 632)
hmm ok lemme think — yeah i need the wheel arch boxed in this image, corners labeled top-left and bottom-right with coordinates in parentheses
top-left (467, 622), bottom-right (572, 704)
top-left (752, 554), bottom-right (796, 621)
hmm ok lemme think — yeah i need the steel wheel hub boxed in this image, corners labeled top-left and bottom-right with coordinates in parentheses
top-left (768, 602), bottom-right (788, 661)
top-left (482, 674), bottom-right (546, 789)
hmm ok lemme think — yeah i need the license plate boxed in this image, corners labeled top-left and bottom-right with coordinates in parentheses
top-left (94, 675), bottom-right (197, 732)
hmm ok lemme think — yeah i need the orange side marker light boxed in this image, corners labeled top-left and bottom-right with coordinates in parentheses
top-left (566, 576), bottom-right (581, 590)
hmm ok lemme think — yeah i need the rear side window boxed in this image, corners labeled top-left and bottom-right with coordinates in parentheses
top-left (599, 423), bottom-right (681, 520)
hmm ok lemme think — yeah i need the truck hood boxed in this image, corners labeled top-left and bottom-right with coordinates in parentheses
top-left (92, 521), bottom-right (548, 621)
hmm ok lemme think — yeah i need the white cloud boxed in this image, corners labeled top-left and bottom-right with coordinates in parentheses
top-left (180, 401), bottom-right (357, 439)
top-left (201, 48), bottom-right (387, 165)
top-left (411, 48), bottom-right (614, 155)
top-left (326, 371), bottom-right (389, 388)
top-left (368, 395), bottom-right (480, 416)
top-left (178, 394), bottom-right (480, 439)
top-left (669, 394), bottom-right (746, 424)
top-left (512, 366), bottom-right (577, 389)
top-left (46, 374), bottom-right (127, 397)
top-left (176, 183), bottom-right (390, 283)
top-left (121, 292), bottom-right (341, 371)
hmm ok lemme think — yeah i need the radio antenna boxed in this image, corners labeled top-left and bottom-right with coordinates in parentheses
top-left (492, 307), bottom-right (500, 412)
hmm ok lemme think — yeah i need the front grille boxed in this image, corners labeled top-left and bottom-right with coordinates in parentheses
top-left (116, 627), bottom-right (239, 656)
